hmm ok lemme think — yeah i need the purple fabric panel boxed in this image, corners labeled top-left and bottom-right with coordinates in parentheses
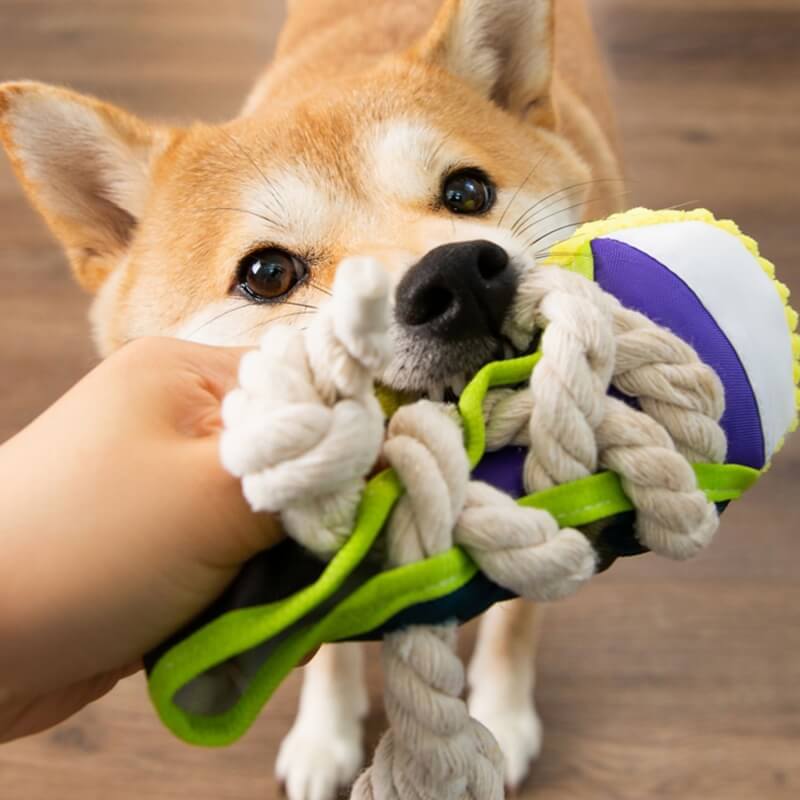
top-left (591, 237), bottom-right (765, 469)
top-left (472, 446), bottom-right (527, 497)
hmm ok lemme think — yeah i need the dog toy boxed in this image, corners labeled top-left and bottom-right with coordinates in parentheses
top-left (146, 208), bottom-right (798, 799)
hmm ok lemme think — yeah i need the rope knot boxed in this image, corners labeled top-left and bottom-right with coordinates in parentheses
top-left (220, 257), bottom-right (392, 557)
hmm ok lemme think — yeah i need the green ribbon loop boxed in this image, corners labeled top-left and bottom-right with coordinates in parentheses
top-left (148, 349), bottom-right (760, 746)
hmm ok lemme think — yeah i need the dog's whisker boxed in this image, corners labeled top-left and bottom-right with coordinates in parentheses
top-left (519, 185), bottom-right (623, 232)
top-left (219, 128), bottom-right (269, 185)
top-left (535, 245), bottom-right (736, 261)
top-left (665, 199), bottom-right (700, 211)
top-left (510, 200), bottom-right (542, 238)
top-left (220, 128), bottom-right (283, 210)
top-left (512, 184), bottom-right (586, 235)
top-left (534, 249), bottom-right (595, 258)
top-left (185, 297), bottom-right (317, 342)
top-left (526, 221), bottom-right (595, 251)
top-left (234, 310), bottom-right (315, 341)
top-left (514, 188), bottom-right (632, 241)
top-left (529, 200), bottom-right (702, 258)
top-left (497, 153), bottom-right (548, 229)
top-left (527, 179), bottom-right (626, 221)
top-left (198, 206), bottom-right (283, 230)
top-left (184, 302), bottom-right (254, 339)
top-left (513, 182), bottom-right (626, 238)
top-left (307, 281), bottom-right (332, 297)
top-left (512, 178), bottom-right (630, 236)
top-left (425, 134), bottom-right (453, 173)
top-left (219, 128), bottom-right (286, 217)
top-left (259, 184), bottom-right (287, 220)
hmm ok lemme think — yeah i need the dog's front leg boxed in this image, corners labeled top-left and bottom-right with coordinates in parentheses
top-left (468, 598), bottom-right (544, 791)
top-left (277, 642), bottom-right (368, 800)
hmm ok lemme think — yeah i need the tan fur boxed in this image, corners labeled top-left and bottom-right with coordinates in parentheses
top-left (0, 2), bottom-right (622, 793)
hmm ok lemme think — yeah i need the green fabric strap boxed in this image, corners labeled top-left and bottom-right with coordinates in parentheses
top-left (459, 353), bottom-right (542, 467)
top-left (520, 463), bottom-right (758, 528)
top-left (148, 351), bottom-right (760, 747)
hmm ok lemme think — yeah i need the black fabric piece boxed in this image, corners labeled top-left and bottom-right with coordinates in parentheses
top-left (352, 572), bottom-right (515, 641)
top-left (144, 538), bottom-right (326, 674)
top-left (145, 502), bottom-right (732, 673)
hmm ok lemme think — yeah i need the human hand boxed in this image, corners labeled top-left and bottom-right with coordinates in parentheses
top-left (0, 338), bottom-right (282, 741)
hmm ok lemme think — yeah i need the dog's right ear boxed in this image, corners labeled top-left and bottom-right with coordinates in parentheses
top-left (0, 82), bottom-right (178, 292)
top-left (413, 0), bottom-right (556, 126)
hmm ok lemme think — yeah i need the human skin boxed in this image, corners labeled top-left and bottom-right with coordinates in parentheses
top-left (0, 338), bottom-right (283, 742)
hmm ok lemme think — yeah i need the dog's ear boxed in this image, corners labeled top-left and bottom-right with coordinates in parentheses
top-left (413, 0), bottom-right (556, 126)
top-left (0, 81), bottom-right (176, 292)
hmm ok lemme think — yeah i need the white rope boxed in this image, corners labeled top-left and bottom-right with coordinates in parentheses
top-left (220, 257), bottom-right (391, 558)
top-left (352, 403), bottom-right (504, 800)
top-left (501, 266), bottom-right (725, 559)
top-left (519, 267), bottom-right (618, 489)
top-left (351, 401), bottom-right (594, 800)
top-left (221, 256), bottom-right (726, 798)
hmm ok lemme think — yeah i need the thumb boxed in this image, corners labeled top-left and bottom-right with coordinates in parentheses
top-left (175, 342), bottom-right (286, 563)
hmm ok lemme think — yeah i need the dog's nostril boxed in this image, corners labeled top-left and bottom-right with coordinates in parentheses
top-left (412, 285), bottom-right (453, 326)
top-left (477, 245), bottom-right (509, 282)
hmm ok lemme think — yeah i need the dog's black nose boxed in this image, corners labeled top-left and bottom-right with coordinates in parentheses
top-left (395, 240), bottom-right (516, 340)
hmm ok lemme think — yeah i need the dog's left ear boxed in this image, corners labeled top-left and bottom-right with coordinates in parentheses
top-left (0, 81), bottom-right (176, 292)
top-left (413, 0), bottom-right (556, 126)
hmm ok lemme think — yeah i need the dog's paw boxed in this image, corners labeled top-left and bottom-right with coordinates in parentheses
top-left (469, 697), bottom-right (543, 791)
top-left (276, 714), bottom-right (364, 800)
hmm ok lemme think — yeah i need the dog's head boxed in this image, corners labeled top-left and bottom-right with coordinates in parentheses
top-left (0, 0), bottom-right (591, 399)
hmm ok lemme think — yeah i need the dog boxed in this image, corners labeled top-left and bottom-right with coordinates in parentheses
top-left (0, 0), bottom-right (622, 796)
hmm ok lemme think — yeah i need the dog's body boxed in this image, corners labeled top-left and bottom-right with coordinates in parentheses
top-left (0, 1), bottom-right (621, 796)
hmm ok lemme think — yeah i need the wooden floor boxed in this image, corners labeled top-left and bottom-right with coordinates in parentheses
top-left (1, 1), bottom-right (798, 798)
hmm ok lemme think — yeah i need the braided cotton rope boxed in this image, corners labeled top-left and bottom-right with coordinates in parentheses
top-left (221, 258), bottom-right (391, 557)
top-left (221, 256), bottom-right (726, 799)
top-left (504, 267), bottom-right (725, 559)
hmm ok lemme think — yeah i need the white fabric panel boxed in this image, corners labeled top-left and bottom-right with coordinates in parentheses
top-left (606, 221), bottom-right (794, 460)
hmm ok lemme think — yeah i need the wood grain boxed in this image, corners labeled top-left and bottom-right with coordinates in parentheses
top-left (0, 1), bottom-right (798, 798)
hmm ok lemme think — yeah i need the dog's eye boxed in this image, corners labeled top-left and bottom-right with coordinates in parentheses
top-left (442, 169), bottom-right (494, 215)
top-left (237, 248), bottom-right (306, 301)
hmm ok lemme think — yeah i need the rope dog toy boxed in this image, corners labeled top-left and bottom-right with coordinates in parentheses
top-left (146, 209), bottom-right (798, 797)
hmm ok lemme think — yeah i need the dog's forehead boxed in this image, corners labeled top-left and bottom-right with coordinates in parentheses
top-left (232, 116), bottom-right (456, 247)
top-left (238, 161), bottom-right (344, 250)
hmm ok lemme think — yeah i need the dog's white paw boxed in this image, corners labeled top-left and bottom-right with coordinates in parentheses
top-left (469, 697), bottom-right (543, 790)
top-left (276, 714), bottom-right (364, 800)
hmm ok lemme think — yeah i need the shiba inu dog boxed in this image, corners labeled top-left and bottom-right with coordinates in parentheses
top-left (0, 0), bottom-right (622, 796)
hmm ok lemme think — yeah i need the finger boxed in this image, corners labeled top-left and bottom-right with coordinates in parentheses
top-left (182, 343), bottom-right (253, 401)
top-left (163, 343), bottom-right (253, 437)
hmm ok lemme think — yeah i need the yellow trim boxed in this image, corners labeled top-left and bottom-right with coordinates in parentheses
top-left (543, 207), bottom-right (800, 447)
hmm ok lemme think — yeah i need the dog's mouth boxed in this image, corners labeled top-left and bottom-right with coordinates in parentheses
top-left (377, 330), bottom-right (537, 408)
